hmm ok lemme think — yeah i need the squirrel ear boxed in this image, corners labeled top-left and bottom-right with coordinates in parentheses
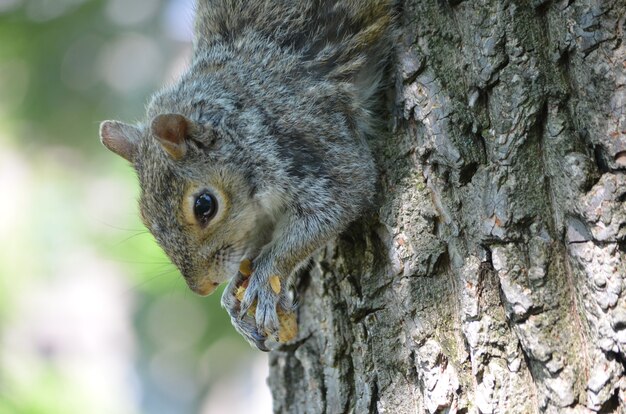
top-left (99, 120), bottom-right (140, 163)
top-left (151, 114), bottom-right (190, 160)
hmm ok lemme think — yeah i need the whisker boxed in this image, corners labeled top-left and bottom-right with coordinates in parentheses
top-left (169, 277), bottom-right (185, 299)
top-left (105, 257), bottom-right (172, 265)
top-left (91, 218), bottom-right (146, 233)
top-left (113, 231), bottom-right (151, 246)
top-left (121, 267), bottom-right (178, 295)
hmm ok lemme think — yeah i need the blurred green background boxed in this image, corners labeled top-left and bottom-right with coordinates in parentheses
top-left (0, 1), bottom-right (269, 413)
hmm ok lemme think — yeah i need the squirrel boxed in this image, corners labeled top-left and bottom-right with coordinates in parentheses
top-left (99, 0), bottom-right (394, 351)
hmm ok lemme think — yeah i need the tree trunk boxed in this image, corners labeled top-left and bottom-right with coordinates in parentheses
top-left (268, 0), bottom-right (626, 412)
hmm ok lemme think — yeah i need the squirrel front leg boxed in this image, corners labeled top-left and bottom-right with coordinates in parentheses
top-left (232, 209), bottom-right (345, 346)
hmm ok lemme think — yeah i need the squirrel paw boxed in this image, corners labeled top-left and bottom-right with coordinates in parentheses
top-left (221, 275), bottom-right (269, 351)
top-left (222, 259), bottom-right (296, 350)
top-left (238, 271), bottom-right (282, 340)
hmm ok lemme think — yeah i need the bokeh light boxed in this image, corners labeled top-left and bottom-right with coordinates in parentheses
top-left (105, 0), bottom-right (160, 27)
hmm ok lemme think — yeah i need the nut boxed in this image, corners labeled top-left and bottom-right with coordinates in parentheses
top-left (239, 258), bottom-right (253, 277)
top-left (269, 275), bottom-right (281, 294)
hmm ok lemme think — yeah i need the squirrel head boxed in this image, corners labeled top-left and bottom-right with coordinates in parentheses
top-left (99, 107), bottom-right (271, 296)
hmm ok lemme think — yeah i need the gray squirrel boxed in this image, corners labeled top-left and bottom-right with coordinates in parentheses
top-left (99, 0), bottom-right (394, 350)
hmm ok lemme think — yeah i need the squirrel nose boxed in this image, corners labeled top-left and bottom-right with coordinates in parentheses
top-left (190, 279), bottom-right (219, 296)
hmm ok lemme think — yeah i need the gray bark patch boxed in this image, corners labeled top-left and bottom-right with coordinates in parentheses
top-left (269, 0), bottom-right (626, 412)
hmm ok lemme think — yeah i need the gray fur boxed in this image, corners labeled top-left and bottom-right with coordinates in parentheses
top-left (99, 0), bottom-right (394, 350)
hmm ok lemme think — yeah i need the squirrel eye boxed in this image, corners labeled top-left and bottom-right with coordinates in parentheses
top-left (194, 192), bottom-right (217, 225)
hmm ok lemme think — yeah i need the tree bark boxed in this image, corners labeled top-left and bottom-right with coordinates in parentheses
top-left (268, 0), bottom-right (626, 412)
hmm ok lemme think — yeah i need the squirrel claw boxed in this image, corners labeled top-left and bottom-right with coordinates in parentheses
top-left (248, 328), bottom-right (269, 352)
top-left (253, 334), bottom-right (270, 352)
top-left (254, 298), bottom-right (280, 337)
top-left (238, 291), bottom-right (257, 320)
top-left (228, 315), bottom-right (269, 351)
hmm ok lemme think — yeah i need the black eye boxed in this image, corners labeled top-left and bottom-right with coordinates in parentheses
top-left (194, 192), bottom-right (217, 225)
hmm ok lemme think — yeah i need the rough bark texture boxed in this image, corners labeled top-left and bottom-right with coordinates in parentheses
top-left (268, 0), bottom-right (626, 412)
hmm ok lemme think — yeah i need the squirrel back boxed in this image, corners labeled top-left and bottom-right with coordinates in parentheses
top-left (194, 0), bottom-right (394, 128)
top-left (100, 0), bottom-right (395, 350)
